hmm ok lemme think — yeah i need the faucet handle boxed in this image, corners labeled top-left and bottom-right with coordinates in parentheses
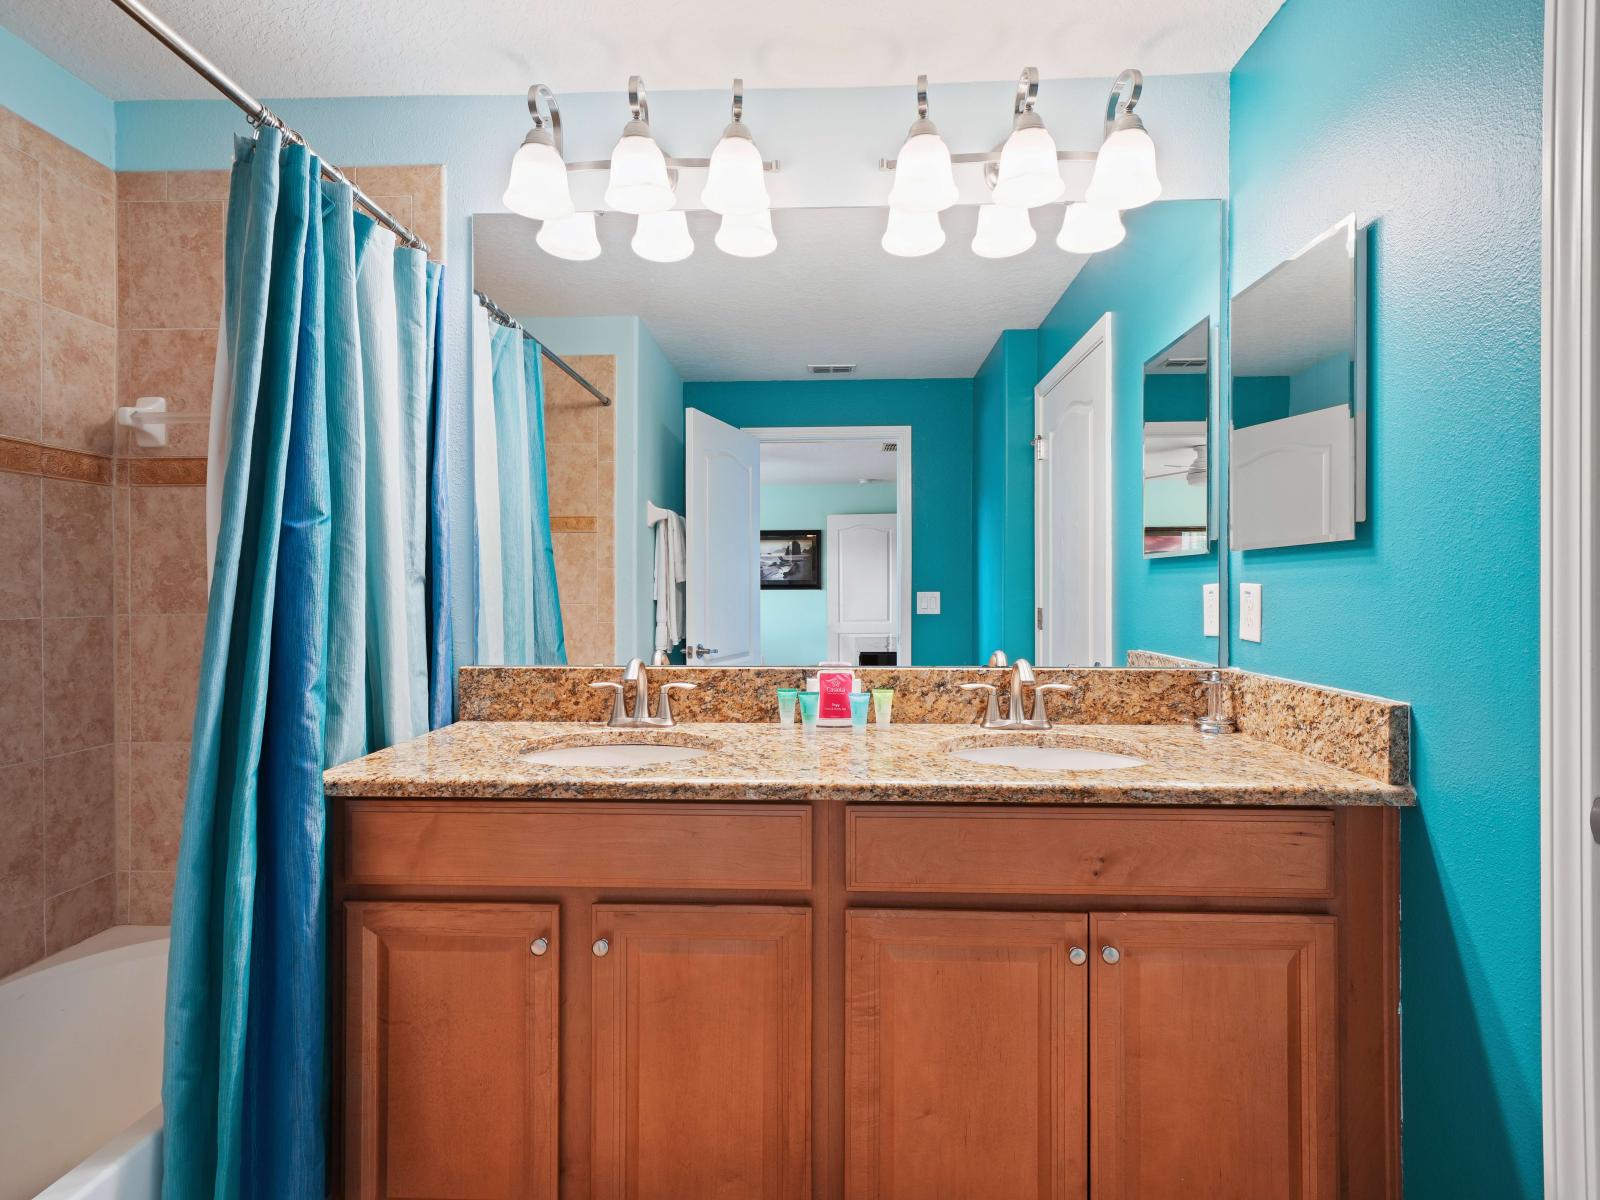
top-left (656, 681), bottom-right (696, 723)
top-left (589, 681), bottom-right (628, 726)
top-left (1029, 682), bottom-right (1080, 728)
top-left (960, 682), bottom-right (1003, 728)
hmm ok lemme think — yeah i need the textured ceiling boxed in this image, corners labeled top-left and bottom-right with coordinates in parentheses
top-left (2, 0), bottom-right (1283, 99)
top-left (1232, 221), bottom-right (1356, 376)
top-left (761, 440), bottom-right (900, 486)
top-left (474, 206), bottom-right (1092, 382)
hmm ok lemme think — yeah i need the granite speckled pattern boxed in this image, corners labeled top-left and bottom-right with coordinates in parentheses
top-left (323, 721), bottom-right (1414, 807)
top-left (1125, 649), bottom-right (1211, 669)
top-left (1229, 671), bottom-right (1410, 785)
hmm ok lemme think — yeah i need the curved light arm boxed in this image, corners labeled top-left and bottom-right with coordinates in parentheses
top-left (1104, 68), bottom-right (1144, 132)
top-left (915, 73), bottom-right (930, 119)
top-left (1014, 66), bottom-right (1040, 116)
top-left (730, 77), bottom-right (744, 124)
top-left (527, 83), bottom-right (563, 156)
top-left (628, 74), bottom-right (650, 124)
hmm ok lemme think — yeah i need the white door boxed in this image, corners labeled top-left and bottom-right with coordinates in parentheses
top-left (1229, 406), bottom-right (1357, 550)
top-left (685, 408), bottom-right (760, 664)
top-left (826, 513), bottom-right (897, 662)
top-left (1035, 316), bottom-right (1113, 667)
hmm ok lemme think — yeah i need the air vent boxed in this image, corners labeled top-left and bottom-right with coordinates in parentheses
top-left (881, 442), bottom-right (898, 453)
top-left (807, 363), bottom-right (856, 375)
top-left (1163, 357), bottom-right (1207, 369)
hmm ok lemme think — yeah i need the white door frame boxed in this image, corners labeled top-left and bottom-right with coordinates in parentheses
top-left (1543, 0), bottom-right (1600, 1193)
top-left (743, 425), bottom-right (913, 666)
top-left (1034, 314), bottom-right (1115, 665)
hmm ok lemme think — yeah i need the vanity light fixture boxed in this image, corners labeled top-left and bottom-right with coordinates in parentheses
top-left (631, 209), bottom-right (695, 262)
top-left (971, 203), bottom-right (1037, 258)
top-left (1085, 68), bottom-right (1162, 210)
top-left (537, 210), bottom-right (603, 261)
top-left (503, 84), bottom-right (574, 221)
top-left (886, 76), bottom-right (959, 213)
top-left (605, 76), bottom-right (677, 215)
top-left (1056, 201), bottom-right (1126, 254)
top-left (881, 206), bottom-right (946, 257)
top-left (715, 208), bottom-right (777, 257)
top-left (701, 79), bottom-right (771, 216)
top-left (992, 68), bottom-right (1065, 209)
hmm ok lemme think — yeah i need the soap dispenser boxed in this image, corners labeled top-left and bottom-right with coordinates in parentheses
top-left (1196, 669), bottom-right (1236, 735)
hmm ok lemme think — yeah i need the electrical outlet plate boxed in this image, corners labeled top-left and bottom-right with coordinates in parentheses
top-left (916, 591), bottom-right (941, 615)
top-left (1240, 583), bottom-right (1263, 642)
top-left (1202, 584), bottom-right (1220, 638)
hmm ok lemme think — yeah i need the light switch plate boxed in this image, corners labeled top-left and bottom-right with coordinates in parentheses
top-left (916, 591), bottom-right (941, 615)
top-left (1240, 583), bottom-right (1263, 642)
top-left (1202, 584), bottom-right (1220, 638)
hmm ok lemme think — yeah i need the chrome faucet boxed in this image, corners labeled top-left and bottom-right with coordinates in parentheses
top-left (590, 658), bottom-right (697, 727)
top-left (960, 659), bottom-right (1079, 730)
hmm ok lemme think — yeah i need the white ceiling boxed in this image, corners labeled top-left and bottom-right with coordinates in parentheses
top-left (1231, 221), bottom-right (1356, 376)
top-left (761, 439), bottom-right (900, 487)
top-left (475, 206), bottom-right (1091, 381)
top-left (2, 0), bottom-right (1285, 100)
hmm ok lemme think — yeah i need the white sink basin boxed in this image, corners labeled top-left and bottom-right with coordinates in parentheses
top-left (950, 744), bottom-right (1145, 771)
top-left (523, 743), bottom-right (709, 768)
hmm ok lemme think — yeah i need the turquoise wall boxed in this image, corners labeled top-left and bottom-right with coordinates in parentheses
top-left (1228, 0), bottom-right (1544, 1192)
top-left (758, 482), bottom-right (897, 663)
top-left (972, 330), bottom-right (1039, 664)
top-left (0, 26), bottom-right (115, 165)
top-left (685, 379), bottom-right (975, 664)
top-left (1035, 201), bottom-right (1224, 665)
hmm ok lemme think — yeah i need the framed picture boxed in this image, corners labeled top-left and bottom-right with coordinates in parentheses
top-left (760, 529), bottom-right (822, 589)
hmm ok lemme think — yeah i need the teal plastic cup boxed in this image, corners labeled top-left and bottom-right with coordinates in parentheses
top-left (776, 687), bottom-right (799, 726)
top-left (798, 690), bottom-right (821, 730)
top-left (849, 691), bottom-right (870, 732)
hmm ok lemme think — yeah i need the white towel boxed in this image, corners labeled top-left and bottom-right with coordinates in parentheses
top-left (647, 503), bottom-right (686, 654)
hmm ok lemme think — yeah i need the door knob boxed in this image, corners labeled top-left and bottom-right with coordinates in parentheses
top-left (1068, 946), bottom-right (1087, 966)
top-left (1101, 946), bottom-right (1121, 964)
top-left (593, 938), bottom-right (610, 957)
top-left (530, 937), bottom-right (549, 956)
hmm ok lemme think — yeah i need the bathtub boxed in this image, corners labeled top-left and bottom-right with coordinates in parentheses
top-left (0, 926), bottom-right (167, 1200)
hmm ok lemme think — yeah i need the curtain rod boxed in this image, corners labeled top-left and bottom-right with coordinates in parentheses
top-left (107, 0), bottom-right (429, 254)
top-left (474, 291), bottom-right (614, 407)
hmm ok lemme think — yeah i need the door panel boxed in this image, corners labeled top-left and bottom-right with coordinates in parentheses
top-left (590, 905), bottom-right (811, 1200)
top-left (344, 902), bottom-right (558, 1200)
top-left (1090, 912), bottom-right (1338, 1200)
top-left (846, 910), bottom-right (1090, 1200)
top-left (685, 408), bottom-right (761, 663)
top-left (1230, 405), bottom-right (1356, 550)
top-left (827, 512), bottom-right (897, 661)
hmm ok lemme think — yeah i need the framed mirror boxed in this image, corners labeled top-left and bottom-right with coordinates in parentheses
top-left (1142, 318), bottom-right (1211, 558)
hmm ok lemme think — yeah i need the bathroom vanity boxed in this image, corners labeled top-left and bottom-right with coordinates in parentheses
top-left (324, 672), bottom-right (1409, 1200)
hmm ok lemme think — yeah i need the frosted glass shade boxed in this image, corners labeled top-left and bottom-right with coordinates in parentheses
top-left (536, 211), bottom-right (601, 261)
top-left (881, 207), bottom-right (945, 257)
top-left (992, 124), bottom-right (1065, 209)
top-left (503, 136), bottom-right (573, 221)
top-left (604, 128), bottom-right (675, 214)
top-left (715, 209), bottom-right (777, 258)
top-left (701, 130), bottom-right (770, 216)
top-left (1086, 118), bottom-right (1162, 210)
top-left (887, 130), bottom-right (958, 213)
top-left (1056, 202), bottom-right (1126, 254)
top-left (971, 204), bottom-right (1036, 258)
top-left (631, 209), bottom-right (694, 262)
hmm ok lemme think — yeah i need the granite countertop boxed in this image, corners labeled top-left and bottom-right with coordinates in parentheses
top-left (323, 721), bottom-right (1415, 807)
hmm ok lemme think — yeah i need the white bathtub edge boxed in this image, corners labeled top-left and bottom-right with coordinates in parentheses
top-left (32, 1106), bottom-right (162, 1200)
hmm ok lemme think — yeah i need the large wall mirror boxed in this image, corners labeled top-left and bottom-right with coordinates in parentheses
top-left (471, 197), bottom-right (1226, 669)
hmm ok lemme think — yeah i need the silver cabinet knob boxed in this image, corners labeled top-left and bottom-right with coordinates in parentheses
top-left (593, 938), bottom-right (610, 957)
top-left (530, 937), bottom-right (549, 956)
top-left (1101, 945), bottom-right (1121, 964)
top-left (1068, 946), bottom-right (1087, 966)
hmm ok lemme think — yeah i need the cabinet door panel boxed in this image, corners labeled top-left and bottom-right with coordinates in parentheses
top-left (344, 901), bottom-right (558, 1200)
top-left (591, 904), bottom-right (811, 1200)
top-left (846, 910), bottom-right (1089, 1200)
top-left (1091, 912), bottom-right (1338, 1200)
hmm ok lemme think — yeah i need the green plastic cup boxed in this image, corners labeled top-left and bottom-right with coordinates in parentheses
top-left (872, 688), bottom-right (894, 726)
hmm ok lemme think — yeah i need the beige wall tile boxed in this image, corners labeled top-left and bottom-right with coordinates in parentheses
top-left (0, 903), bottom-right (45, 978)
top-left (361, 193), bottom-right (414, 236)
top-left (548, 453), bottom-right (598, 519)
top-left (118, 328), bottom-right (216, 457)
top-left (116, 173), bottom-right (167, 202)
top-left (164, 170), bottom-right (231, 203)
top-left (0, 761), bottom-right (43, 914)
top-left (0, 292), bottom-right (43, 442)
top-left (40, 307), bottom-right (115, 454)
top-left (0, 144), bottom-right (40, 300)
top-left (112, 484), bottom-right (129, 615)
top-left (40, 171), bottom-right (115, 326)
top-left (129, 741), bottom-right (187, 872)
top-left (0, 619), bottom-right (42, 767)
top-left (42, 477), bottom-right (112, 618)
top-left (0, 472), bottom-right (41, 620)
top-left (43, 744), bottom-right (113, 894)
top-left (129, 613), bottom-right (203, 743)
top-left (129, 869), bottom-right (173, 924)
top-left (17, 122), bottom-right (114, 199)
top-left (44, 871), bottom-right (113, 952)
top-left (114, 614), bottom-right (130, 744)
top-left (42, 616), bottom-right (114, 755)
top-left (117, 200), bottom-right (225, 330)
top-left (130, 486), bottom-right (207, 614)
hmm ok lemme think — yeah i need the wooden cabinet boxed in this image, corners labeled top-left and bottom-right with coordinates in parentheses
top-left (846, 910), bottom-right (1090, 1200)
top-left (590, 905), bottom-right (812, 1200)
top-left (343, 902), bottom-right (558, 1200)
top-left (1089, 913), bottom-right (1339, 1200)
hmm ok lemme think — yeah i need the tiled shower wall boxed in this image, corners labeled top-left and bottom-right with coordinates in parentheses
top-left (546, 354), bottom-right (617, 665)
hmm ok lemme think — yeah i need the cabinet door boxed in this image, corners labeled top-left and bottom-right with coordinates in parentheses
top-left (344, 902), bottom-right (558, 1200)
top-left (590, 904), bottom-right (811, 1200)
top-left (1090, 913), bottom-right (1338, 1200)
top-left (846, 909), bottom-right (1090, 1200)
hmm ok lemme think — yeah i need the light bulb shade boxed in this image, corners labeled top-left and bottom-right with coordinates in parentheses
top-left (536, 211), bottom-right (602, 261)
top-left (631, 209), bottom-right (694, 262)
top-left (604, 125), bottom-right (675, 214)
top-left (714, 209), bottom-right (777, 258)
top-left (971, 204), bottom-right (1037, 258)
top-left (887, 124), bottom-right (958, 213)
top-left (881, 206), bottom-right (945, 257)
top-left (993, 122), bottom-right (1065, 208)
top-left (503, 135), bottom-right (574, 221)
top-left (1056, 202), bottom-right (1126, 254)
top-left (701, 128), bottom-right (770, 216)
top-left (1086, 115), bottom-right (1162, 209)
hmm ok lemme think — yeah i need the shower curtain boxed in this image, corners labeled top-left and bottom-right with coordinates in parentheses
top-left (162, 126), bottom-right (452, 1200)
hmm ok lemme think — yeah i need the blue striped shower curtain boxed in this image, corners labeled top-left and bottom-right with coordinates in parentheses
top-left (161, 127), bottom-right (452, 1200)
